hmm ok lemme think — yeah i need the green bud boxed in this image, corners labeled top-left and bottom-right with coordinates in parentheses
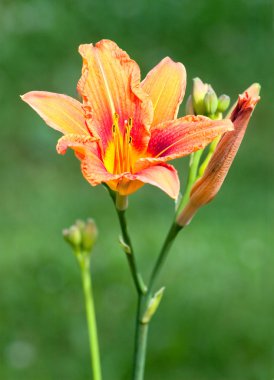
top-left (75, 219), bottom-right (86, 232)
top-left (81, 218), bottom-right (98, 252)
top-left (63, 225), bottom-right (81, 248)
top-left (63, 219), bottom-right (98, 254)
top-left (185, 95), bottom-right (194, 115)
top-left (217, 94), bottom-right (230, 113)
top-left (192, 77), bottom-right (208, 115)
top-left (204, 86), bottom-right (218, 115)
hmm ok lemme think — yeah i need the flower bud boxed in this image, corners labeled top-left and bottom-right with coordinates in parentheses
top-left (192, 77), bottom-right (208, 115)
top-left (63, 225), bottom-right (82, 248)
top-left (185, 95), bottom-right (194, 115)
top-left (75, 219), bottom-right (86, 232)
top-left (63, 218), bottom-right (98, 254)
top-left (81, 218), bottom-right (98, 252)
top-left (204, 86), bottom-right (218, 115)
top-left (177, 83), bottom-right (260, 227)
top-left (217, 94), bottom-right (231, 113)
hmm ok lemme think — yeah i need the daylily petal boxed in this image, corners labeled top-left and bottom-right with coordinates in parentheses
top-left (107, 162), bottom-right (179, 198)
top-left (77, 39), bottom-right (153, 153)
top-left (81, 148), bottom-right (121, 186)
top-left (134, 163), bottom-right (180, 199)
top-left (21, 91), bottom-right (87, 135)
top-left (177, 84), bottom-right (260, 226)
top-left (106, 177), bottom-right (145, 196)
top-left (142, 115), bottom-right (233, 163)
top-left (141, 57), bottom-right (186, 128)
top-left (56, 134), bottom-right (99, 159)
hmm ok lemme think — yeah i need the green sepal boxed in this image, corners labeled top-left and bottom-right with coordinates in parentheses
top-left (142, 287), bottom-right (165, 324)
top-left (119, 235), bottom-right (132, 255)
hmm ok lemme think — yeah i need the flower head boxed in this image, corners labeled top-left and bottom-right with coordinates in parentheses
top-left (177, 83), bottom-right (260, 226)
top-left (22, 40), bottom-right (233, 199)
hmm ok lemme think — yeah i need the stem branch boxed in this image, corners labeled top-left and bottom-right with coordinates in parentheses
top-left (132, 221), bottom-right (182, 380)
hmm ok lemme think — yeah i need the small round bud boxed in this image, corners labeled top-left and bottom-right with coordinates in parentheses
top-left (81, 219), bottom-right (98, 252)
top-left (63, 225), bottom-right (81, 248)
top-left (75, 219), bottom-right (85, 232)
top-left (217, 94), bottom-right (230, 113)
top-left (192, 77), bottom-right (208, 115)
top-left (204, 86), bottom-right (218, 115)
top-left (63, 219), bottom-right (99, 254)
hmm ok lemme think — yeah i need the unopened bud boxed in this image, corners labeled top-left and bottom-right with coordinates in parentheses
top-left (217, 94), bottom-right (230, 113)
top-left (192, 77), bottom-right (208, 115)
top-left (63, 218), bottom-right (98, 254)
top-left (81, 218), bottom-right (98, 252)
top-left (75, 219), bottom-right (85, 232)
top-left (204, 86), bottom-right (218, 115)
top-left (63, 225), bottom-right (81, 248)
top-left (176, 84), bottom-right (260, 227)
top-left (185, 95), bottom-right (194, 115)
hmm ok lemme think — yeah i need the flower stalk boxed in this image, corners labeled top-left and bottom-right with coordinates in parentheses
top-left (63, 220), bottom-right (102, 380)
top-left (78, 254), bottom-right (102, 380)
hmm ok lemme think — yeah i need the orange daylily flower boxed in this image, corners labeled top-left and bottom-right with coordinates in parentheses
top-left (177, 83), bottom-right (260, 226)
top-left (22, 39), bottom-right (233, 199)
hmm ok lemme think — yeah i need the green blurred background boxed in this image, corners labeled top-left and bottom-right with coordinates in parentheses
top-left (1, 0), bottom-right (273, 379)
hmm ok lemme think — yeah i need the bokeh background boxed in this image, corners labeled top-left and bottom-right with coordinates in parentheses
top-left (1, 0), bottom-right (273, 379)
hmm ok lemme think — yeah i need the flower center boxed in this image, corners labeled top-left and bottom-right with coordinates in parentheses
top-left (104, 113), bottom-right (134, 174)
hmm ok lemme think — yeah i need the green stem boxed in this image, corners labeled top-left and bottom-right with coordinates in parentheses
top-left (79, 255), bottom-right (102, 380)
top-left (147, 222), bottom-right (182, 296)
top-left (132, 297), bottom-right (149, 380)
top-left (116, 209), bottom-right (147, 295)
top-left (106, 187), bottom-right (183, 380)
top-left (106, 187), bottom-right (146, 294)
top-left (176, 150), bottom-right (203, 217)
top-left (132, 222), bottom-right (182, 380)
top-left (198, 135), bottom-right (221, 177)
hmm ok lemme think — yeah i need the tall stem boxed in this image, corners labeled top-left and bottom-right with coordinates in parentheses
top-left (107, 188), bottom-right (183, 380)
top-left (79, 256), bottom-right (102, 380)
top-left (147, 222), bottom-right (182, 296)
top-left (132, 297), bottom-right (149, 380)
top-left (116, 209), bottom-right (147, 295)
top-left (132, 222), bottom-right (182, 380)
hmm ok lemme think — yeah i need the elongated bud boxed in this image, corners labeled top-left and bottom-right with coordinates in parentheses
top-left (177, 84), bottom-right (260, 227)
top-left (185, 95), bottom-right (194, 115)
top-left (192, 77), bottom-right (208, 115)
top-left (204, 86), bottom-right (218, 115)
top-left (217, 94), bottom-right (230, 113)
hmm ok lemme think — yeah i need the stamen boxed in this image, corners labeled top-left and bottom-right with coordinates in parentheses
top-left (124, 118), bottom-right (133, 172)
top-left (112, 113), bottom-right (122, 174)
top-left (110, 113), bottom-right (134, 174)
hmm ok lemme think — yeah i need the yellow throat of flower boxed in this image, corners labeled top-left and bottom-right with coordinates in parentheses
top-left (104, 113), bottom-right (136, 174)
